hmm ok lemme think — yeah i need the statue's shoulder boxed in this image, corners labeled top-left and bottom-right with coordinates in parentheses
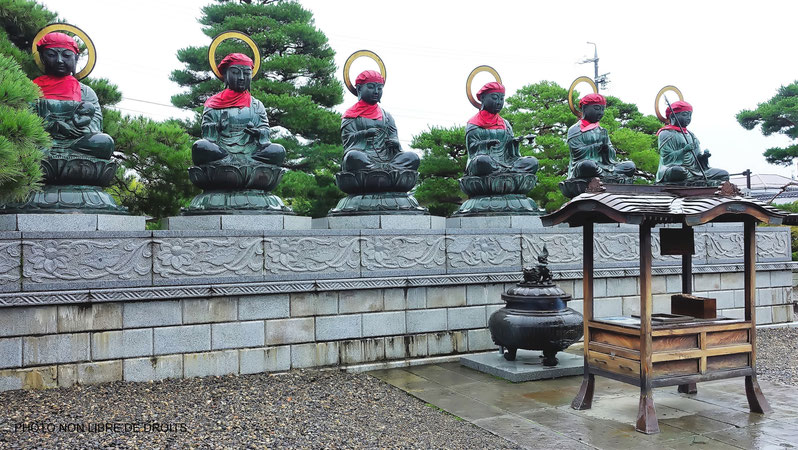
top-left (250, 96), bottom-right (265, 110)
top-left (465, 123), bottom-right (481, 135)
top-left (566, 123), bottom-right (582, 140)
top-left (79, 82), bottom-right (98, 103)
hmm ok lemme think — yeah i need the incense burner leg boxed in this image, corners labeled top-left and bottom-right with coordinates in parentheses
top-left (571, 373), bottom-right (595, 410)
top-left (745, 375), bottom-right (772, 414)
top-left (635, 388), bottom-right (660, 434)
top-left (677, 383), bottom-right (697, 394)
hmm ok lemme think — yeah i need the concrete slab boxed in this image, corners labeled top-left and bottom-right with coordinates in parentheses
top-left (313, 215), bottom-right (445, 230)
top-left (165, 214), bottom-right (310, 230)
top-left (459, 350), bottom-right (583, 382)
top-left (0, 214), bottom-right (146, 231)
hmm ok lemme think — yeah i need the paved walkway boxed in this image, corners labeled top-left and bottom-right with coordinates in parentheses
top-left (369, 357), bottom-right (798, 449)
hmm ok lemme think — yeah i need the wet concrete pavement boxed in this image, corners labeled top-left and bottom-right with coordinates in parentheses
top-left (369, 355), bottom-right (798, 449)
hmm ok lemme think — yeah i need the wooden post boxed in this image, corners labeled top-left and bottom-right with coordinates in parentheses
top-left (743, 219), bottom-right (771, 414)
top-left (572, 222), bottom-right (595, 410)
top-left (678, 223), bottom-right (697, 394)
top-left (636, 222), bottom-right (659, 433)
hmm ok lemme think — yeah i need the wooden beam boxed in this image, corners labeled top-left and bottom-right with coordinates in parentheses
top-left (637, 222), bottom-right (659, 434)
top-left (681, 224), bottom-right (692, 294)
top-left (572, 222), bottom-right (595, 411)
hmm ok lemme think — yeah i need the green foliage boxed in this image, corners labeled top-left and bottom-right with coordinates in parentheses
top-left (0, 54), bottom-right (46, 201)
top-left (0, 0), bottom-right (57, 77)
top-left (501, 81), bottom-right (660, 211)
top-left (501, 81), bottom-right (575, 212)
top-left (737, 81), bottom-right (798, 166)
top-left (82, 77), bottom-right (122, 107)
top-left (105, 111), bottom-right (199, 218)
top-left (171, 0), bottom-right (345, 216)
top-left (411, 126), bottom-right (467, 216)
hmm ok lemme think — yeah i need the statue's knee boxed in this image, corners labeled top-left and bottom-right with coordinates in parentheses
top-left (75, 133), bottom-right (114, 159)
top-left (394, 151), bottom-right (420, 170)
top-left (514, 156), bottom-right (539, 174)
top-left (709, 168), bottom-right (729, 180)
top-left (574, 160), bottom-right (599, 178)
top-left (192, 139), bottom-right (226, 165)
top-left (617, 161), bottom-right (636, 176)
top-left (343, 150), bottom-right (371, 171)
top-left (253, 143), bottom-right (286, 165)
top-left (470, 155), bottom-right (495, 176)
top-left (664, 166), bottom-right (688, 182)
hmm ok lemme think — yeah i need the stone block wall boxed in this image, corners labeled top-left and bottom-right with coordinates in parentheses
top-left (0, 223), bottom-right (794, 391)
top-left (0, 266), bottom-right (793, 391)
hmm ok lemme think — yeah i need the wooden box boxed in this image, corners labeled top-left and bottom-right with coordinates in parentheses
top-left (671, 294), bottom-right (716, 319)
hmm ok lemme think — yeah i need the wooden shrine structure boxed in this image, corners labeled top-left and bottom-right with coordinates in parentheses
top-left (541, 181), bottom-right (785, 434)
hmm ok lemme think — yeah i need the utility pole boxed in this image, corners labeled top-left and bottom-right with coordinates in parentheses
top-left (579, 42), bottom-right (610, 92)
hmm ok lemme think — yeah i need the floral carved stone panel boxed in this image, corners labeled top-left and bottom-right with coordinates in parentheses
top-left (264, 235), bottom-right (360, 278)
top-left (153, 237), bottom-right (263, 283)
top-left (22, 239), bottom-right (151, 289)
top-left (447, 234), bottom-right (520, 273)
top-left (521, 234), bottom-right (582, 266)
top-left (0, 241), bottom-right (21, 291)
top-left (361, 234), bottom-right (446, 275)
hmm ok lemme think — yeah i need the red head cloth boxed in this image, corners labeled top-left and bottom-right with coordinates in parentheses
top-left (665, 100), bottom-right (692, 118)
top-left (218, 53), bottom-right (254, 73)
top-left (36, 32), bottom-right (79, 54)
top-left (579, 93), bottom-right (606, 107)
top-left (476, 82), bottom-right (505, 100)
top-left (355, 70), bottom-right (385, 86)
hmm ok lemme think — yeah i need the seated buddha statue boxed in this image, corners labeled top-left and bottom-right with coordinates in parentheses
top-left (340, 70), bottom-right (419, 173)
top-left (454, 81), bottom-right (541, 216)
top-left (656, 101), bottom-right (728, 185)
top-left (565, 93), bottom-right (635, 182)
top-left (32, 32), bottom-right (114, 161)
top-left (464, 82), bottom-right (538, 177)
top-left (330, 68), bottom-right (426, 215)
top-left (186, 53), bottom-right (290, 213)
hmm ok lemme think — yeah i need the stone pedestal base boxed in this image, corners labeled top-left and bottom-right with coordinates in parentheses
top-left (184, 190), bottom-right (292, 215)
top-left (0, 185), bottom-right (127, 214)
top-left (460, 349), bottom-right (583, 383)
top-left (446, 215), bottom-right (544, 229)
top-left (0, 214), bottom-right (145, 232)
top-left (328, 193), bottom-right (427, 216)
top-left (453, 194), bottom-right (543, 216)
top-left (164, 214), bottom-right (311, 230)
top-left (312, 214), bottom-right (445, 230)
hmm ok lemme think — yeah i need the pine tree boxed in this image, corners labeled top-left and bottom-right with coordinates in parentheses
top-left (412, 126), bottom-right (467, 217)
top-left (171, 0), bottom-right (345, 217)
top-left (0, 54), bottom-right (47, 201)
top-left (737, 81), bottom-right (798, 166)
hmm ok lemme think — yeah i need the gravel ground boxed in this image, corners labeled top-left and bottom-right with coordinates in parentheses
top-left (0, 370), bottom-right (516, 449)
top-left (756, 325), bottom-right (798, 385)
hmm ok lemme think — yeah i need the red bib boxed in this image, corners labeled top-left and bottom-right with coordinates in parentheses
top-left (656, 125), bottom-right (689, 136)
top-left (204, 89), bottom-right (252, 109)
top-left (467, 110), bottom-right (506, 130)
top-left (579, 119), bottom-right (599, 132)
top-left (33, 75), bottom-right (81, 101)
top-left (343, 100), bottom-right (382, 120)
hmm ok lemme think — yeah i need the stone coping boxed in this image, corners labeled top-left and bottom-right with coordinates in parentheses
top-left (0, 261), bottom-right (794, 307)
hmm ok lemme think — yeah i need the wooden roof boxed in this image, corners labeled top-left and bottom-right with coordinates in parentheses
top-left (542, 183), bottom-right (787, 227)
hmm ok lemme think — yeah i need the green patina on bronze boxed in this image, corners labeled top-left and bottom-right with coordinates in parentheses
top-left (331, 75), bottom-right (426, 216)
top-left (560, 102), bottom-right (636, 198)
top-left (186, 62), bottom-right (291, 215)
top-left (3, 43), bottom-right (124, 213)
top-left (454, 90), bottom-right (541, 216)
top-left (656, 109), bottom-right (729, 186)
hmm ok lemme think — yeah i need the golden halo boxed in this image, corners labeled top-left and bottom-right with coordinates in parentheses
top-left (466, 65), bottom-right (502, 109)
top-left (343, 50), bottom-right (386, 96)
top-left (568, 76), bottom-right (598, 118)
top-left (32, 23), bottom-right (96, 80)
top-left (208, 31), bottom-right (261, 81)
top-left (655, 85), bottom-right (684, 123)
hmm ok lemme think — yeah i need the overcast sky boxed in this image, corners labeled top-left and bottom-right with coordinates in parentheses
top-left (40, 0), bottom-right (798, 179)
